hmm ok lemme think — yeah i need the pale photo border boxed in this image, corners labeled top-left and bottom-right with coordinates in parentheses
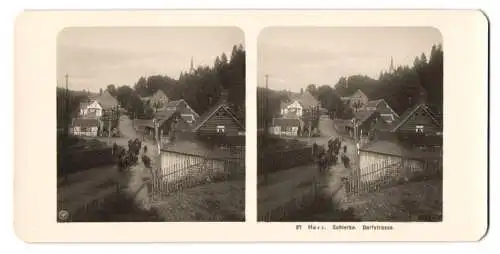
top-left (14, 10), bottom-right (488, 242)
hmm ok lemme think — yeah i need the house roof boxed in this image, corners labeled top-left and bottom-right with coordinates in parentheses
top-left (180, 114), bottom-right (195, 123)
top-left (365, 99), bottom-right (383, 108)
top-left (365, 99), bottom-right (400, 118)
top-left (354, 89), bottom-right (368, 98)
top-left (390, 103), bottom-right (441, 132)
top-left (342, 89), bottom-right (368, 99)
top-left (161, 99), bottom-right (199, 116)
top-left (154, 99), bottom-right (200, 127)
top-left (191, 101), bottom-right (244, 132)
top-left (92, 91), bottom-right (119, 109)
top-left (353, 110), bottom-right (378, 125)
top-left (272, 118), bottom-right (301, 128)
top-left (152, 90), bottom-right (167, 100)
top-left (360, 140), bottom-right (441, 159)
top-left (290, 92), bottom-right (319, 108)
top-left (162, 139), bottom-right (243, 160)
top-left (72, 118), bottom-right (99, 128)
top-left (380, 114), bottom-right (395, 123)
top-left (370, 118), bottom-right (392, 132)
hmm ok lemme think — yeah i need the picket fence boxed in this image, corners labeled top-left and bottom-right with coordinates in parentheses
top-left (151, 146), bottom-right (245, 199)
top-left (344, 157), bottom-right (443, 196)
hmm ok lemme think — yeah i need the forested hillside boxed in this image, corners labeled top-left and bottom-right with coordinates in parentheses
top-left (258, 43), bottom-right (443, 127)
top-left (57, 44), bottom-right (246, 124)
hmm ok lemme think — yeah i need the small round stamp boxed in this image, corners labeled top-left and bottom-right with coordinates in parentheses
top-left (58, 210), bottom-right (69, 221)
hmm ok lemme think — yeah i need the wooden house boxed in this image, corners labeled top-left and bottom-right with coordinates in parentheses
top-left (363, 99), bottom-right (399, 124)
top-left (141, 90), bottom-right (170, 110)
top-left (346, 110), bottom-right (381, 142)
top-left (280, 92), bottom-right (320, 118)
top-left (389, 103), bottom-right (442, 148)
top-left (341, 89), bottom-right (369, 111)
top-left (191, 90), bottom-right (245, 145)
top-left (152, 99), bottom-right (199, 139)
top-left (92, 90), bottom-right (119, 111)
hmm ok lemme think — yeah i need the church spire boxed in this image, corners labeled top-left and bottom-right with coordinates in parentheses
top-left (190, 57), bottom-right (195, 73)
top-left (389, 57), bottom-right (395, 73)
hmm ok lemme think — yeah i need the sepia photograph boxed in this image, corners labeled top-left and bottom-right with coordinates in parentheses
top-left (56, 27), bottom-right (246, 222)
top-left (257, 27), bottom-right (444, 222)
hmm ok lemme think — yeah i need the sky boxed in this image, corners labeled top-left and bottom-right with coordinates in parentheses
top-left (57, 27), bottom-right (244, 92)
top-left (258, 27), bottom-right (443, 92)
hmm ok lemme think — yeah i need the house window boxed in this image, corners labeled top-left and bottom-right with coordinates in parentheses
top-left (216, 125), bottom-right (225, 134)
top-left (416, 125), bottom-right (424, 133)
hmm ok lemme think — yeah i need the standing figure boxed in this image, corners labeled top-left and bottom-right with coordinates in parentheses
top-left (341, 154), bottom-right (351, 169)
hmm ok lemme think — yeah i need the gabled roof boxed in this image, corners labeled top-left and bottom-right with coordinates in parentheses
top-left (161, 99), bottom-right (199, 117)
top-left (162, 139), bottom-right (243, 159)
top-left (365, 99), bottom-right (383, 108)
top-left (380, 114), bottom-right (395, 123)
top-left (152, 89), bottom-right (168, 100)
top-left (352, 89), bottom-right (368, 99)
top-left (72, 118), bottom-right (99, 128)
top-left (390, 103), bottom-right (441, 132)
top-left (353, 110), bottom-right (379, 125)
top-left (93, 90), bottom-right (119, 109)
top-left (290, 92), bottom-right (319, 108)
top-left (370, 118), bottom-right (392, 132)
top-left (79, 100), bottom-right (102, 110)
top-left (191, 101), bottom-right (244, 132)
top-left (360, 140), bottom-right (441, 159)
top-left (365, 99), bottom-right (400, 118)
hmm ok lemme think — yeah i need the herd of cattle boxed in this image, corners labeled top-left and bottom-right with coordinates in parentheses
top-left (313, 137), bottom-right (351, 173)
top-left (112, 139), bottom-right (152, 172)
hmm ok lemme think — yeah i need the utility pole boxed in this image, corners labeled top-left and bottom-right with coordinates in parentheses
top-left (108, 117), bottom-right (112, 137)
top-left (263, 74), bottom-right (269, 183)
top-left (264, 74), bottom-right (269, 137)
top-left (64, 73), bottom-right (69, 138)
top-left (63, 73), bottom-right (69, 183)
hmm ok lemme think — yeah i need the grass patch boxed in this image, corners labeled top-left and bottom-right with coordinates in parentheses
top-left (152, 180), bottom-right (245, 221)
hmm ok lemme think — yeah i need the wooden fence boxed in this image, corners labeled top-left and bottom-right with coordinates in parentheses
top-left (344, 157), bottom-right (443, 196)
top-left (151, 147), bottom-right (245, 199)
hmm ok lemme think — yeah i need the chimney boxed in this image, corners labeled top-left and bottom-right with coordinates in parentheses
top-left (220, 89), bottom-right (228, 103)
